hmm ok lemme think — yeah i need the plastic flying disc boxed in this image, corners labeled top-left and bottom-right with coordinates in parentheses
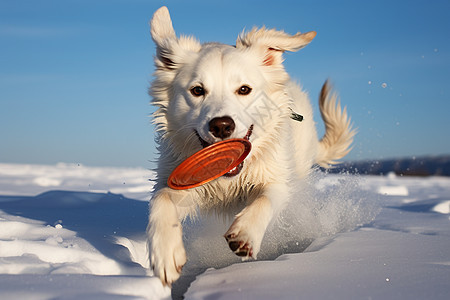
top-left (168, 138), bottom-right (251, 190)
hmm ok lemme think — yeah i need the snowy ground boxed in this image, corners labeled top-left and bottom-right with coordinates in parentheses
top-left (0, 162), bottom-right (449, 299)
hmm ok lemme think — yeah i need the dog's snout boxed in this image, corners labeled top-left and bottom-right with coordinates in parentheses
top-left (209, 116), bottom-right (235, 139)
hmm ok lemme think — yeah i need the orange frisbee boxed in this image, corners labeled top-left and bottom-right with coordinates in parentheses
top-left (168, 138), bottom-right (251, 190)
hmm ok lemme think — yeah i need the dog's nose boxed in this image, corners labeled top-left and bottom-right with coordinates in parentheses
top-left (209, 116), bottom-right (235, 139)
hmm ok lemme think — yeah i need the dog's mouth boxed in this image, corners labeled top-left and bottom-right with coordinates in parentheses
top-left (196, 125), bottom-right (253, 178)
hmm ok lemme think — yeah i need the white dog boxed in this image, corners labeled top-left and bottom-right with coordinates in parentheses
top-left (147, 6), bottom-right (355, 286)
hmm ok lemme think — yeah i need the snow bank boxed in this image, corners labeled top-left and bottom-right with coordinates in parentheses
top-left (0, 163), bottom-right (449, 299)
top-left (172, 171), bottom-right (380, 297)
top-left (432, 200), bottom-right (450, 214)
top-left (0, 162), bottom-right (153, 200)
top-left (0, 163), bottom-right (171, 299)
top-left (185, 174), bottom-right (450, 300)
top-left (377, 185), bottom-right (409, 196)
top-left (186, 227), bottom-right (450, 300)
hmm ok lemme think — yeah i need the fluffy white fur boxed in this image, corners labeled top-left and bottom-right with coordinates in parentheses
top-left (147, 6), bottom-right (355, 286)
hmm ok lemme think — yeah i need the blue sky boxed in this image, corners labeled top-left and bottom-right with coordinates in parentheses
top-left (1, 0), bottom-right (449, 168)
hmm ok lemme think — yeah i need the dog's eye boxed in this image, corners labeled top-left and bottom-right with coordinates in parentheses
top-left (190, 86), bottom-right (205, 97)
top-left (237, 85), bottom-right (252, 96)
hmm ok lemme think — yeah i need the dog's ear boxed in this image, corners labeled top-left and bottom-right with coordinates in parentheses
top-left (150, 6), bottom-right (176, 45)
top-left (150, 6), bottom-right (201, 70)
top-left (236, 27), bottom-right (316, 67)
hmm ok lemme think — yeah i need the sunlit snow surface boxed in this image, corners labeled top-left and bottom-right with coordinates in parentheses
top-left (0, 163), bottom-right (449, 299)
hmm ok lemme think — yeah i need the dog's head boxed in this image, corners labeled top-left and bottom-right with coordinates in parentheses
top-left (150, 6), bottom-right (315, 170)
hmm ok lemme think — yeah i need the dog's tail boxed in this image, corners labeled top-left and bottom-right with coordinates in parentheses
top-left (315, 80), bottom-right (356, 168)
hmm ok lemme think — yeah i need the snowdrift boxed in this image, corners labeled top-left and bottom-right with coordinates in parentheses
top-left (0, 163), bottom-right (449, 299)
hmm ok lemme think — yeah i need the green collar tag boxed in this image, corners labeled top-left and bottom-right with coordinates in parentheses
top-left (289, 108), bottom-right (304, 122)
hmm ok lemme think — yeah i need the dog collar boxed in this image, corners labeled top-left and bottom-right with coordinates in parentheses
top-left (289, 108), bottom-right (304, 122)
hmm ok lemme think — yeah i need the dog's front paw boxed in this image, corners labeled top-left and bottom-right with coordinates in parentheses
top-left (224, 231), bottom-right (254, 258)
top-left (224, 197), bottom-right (273, 259)
top-left (224, 217), bottom-right (265, 259)
top-left (150, 226), bottom-right (187, 286)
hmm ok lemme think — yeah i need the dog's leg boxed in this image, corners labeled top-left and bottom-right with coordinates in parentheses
top-left (147, 188), bottom-right (188, 286)
top-left (224, 184), bottom-right (288, 259)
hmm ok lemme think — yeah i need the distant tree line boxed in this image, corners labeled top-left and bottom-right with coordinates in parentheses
top-left (325, 155), bottom-right (450, 177)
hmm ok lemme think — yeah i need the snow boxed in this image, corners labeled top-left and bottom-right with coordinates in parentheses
top-left (377, 185), bottom-right (409, 196)
top-left (0, 162), bottom-right (154, 200)
top-left (0, 163), bottom-right (449, 299)
top-left (432, 200), bottom-right (450, 214)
